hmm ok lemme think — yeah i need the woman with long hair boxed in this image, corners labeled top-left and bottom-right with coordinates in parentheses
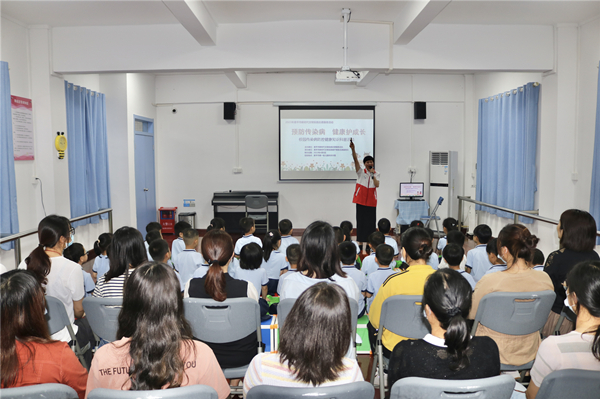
top-left (388, 268), bottom-right (500, 388)
top-left (185, 229), bottom-right (259, 369)
top-left (1, 270), bottom-right (87, 398)
top-left (469, 224), bottom-right (553, 367)
top-left (86, 262), bottom-right (229, 398)
top-left (527, 260), bottom-right (600, 398)
top-left (243, 282), bottom-right (363, 394)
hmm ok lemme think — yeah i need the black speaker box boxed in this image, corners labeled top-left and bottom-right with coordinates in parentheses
top-left (414, 102), bottom-right (426, 120)
top-left (224, 102), bottom-right (236, 120)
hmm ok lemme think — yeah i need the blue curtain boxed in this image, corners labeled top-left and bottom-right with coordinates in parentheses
top-left (65, 81), bottom-right (111, 227)
top-left (0, 62), bottom-right (19, 250)
top-left (590, 65), bottom-right (600, 244)
top-left (476, 82), bottom-right (540, 222)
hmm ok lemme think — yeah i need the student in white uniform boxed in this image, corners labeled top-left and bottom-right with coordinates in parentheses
top-left (436, 217), bottom-right (459, 254)
top-left (465, 224), bottom-right (494, 282)
top-left (145, 230), bottom-right (162, 263)
top-left (171, 221), bottom-right (191, 265)
top-left (341, 220), bottom-right (361, 255)
top-left (277, 244), bottom-right (301, 295)
top-left (261, 230), bottom-right (287, 295)
top-left (532, 249), bottom-right (545, 271)
top-left (483, 238), bottom-right (507, 276)
top-left (278, 219), bottom-right (299, 256)
top-left (442, 244), bottom-right (476, 290)
top-left (378, 218), bottom-right (399, 258)
top-left (148, 239), bottom-right (184, 292)
top-left (339, 242), bottom-right (367, 318)
top-left (364, 244), bottom-right (397, 312)
top-left (91, 232), bottom-right (112, 283)
top-left (438, 231), bottom-right (467, 271)
top-left (361, 231), bottom-right (386, 277)
top-left (176, 228), bottom-right (204, 286)
top-left (236, 243), bottom-right (268, 299)
top-left (234, 217), bottom-right (262, 256)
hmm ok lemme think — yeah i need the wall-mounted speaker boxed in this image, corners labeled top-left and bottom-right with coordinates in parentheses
top-left (414, 102), bottom-right (426, 120)
top-left (224, 102), bottom-right (236, 120)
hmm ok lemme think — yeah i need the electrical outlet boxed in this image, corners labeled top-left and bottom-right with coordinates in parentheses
top-left (408, 167), bottom-right (417, 174)
top-left (232, 167), bottom-right (243, 174)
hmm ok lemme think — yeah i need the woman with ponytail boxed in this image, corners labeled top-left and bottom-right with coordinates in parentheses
top-left (527, 260), bottom-right (600, 398)
top-left (388, 269), bottom-right (500, 387)
top-left (262, 229), bottom-right (286, 295)
top-left (185, 229), bottom-right (259, 369)
top-left (468, 224), bottom-right (553, 367)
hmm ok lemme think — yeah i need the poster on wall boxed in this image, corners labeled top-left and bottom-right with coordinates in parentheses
top-left (11, 95), bottom-right (34, 160)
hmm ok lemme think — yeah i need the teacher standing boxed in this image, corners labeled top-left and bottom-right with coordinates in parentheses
top-left (350, 139), bottom-right (379, 254)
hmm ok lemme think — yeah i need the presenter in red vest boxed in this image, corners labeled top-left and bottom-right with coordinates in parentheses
top-left (349, 139), bottom-right (380, 254)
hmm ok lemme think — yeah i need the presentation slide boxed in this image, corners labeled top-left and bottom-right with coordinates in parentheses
top-left (279, 106), bottom-right (375, 180)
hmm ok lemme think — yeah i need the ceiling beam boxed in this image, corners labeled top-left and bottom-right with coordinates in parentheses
top-left (393, 0), bottom-right (452, 45)
top-left (224, 71), bottom-right (247, 88)
top-left (162, 0), bottom-right (216, 46)
top-left (356, 71), bottom-right (379, 87)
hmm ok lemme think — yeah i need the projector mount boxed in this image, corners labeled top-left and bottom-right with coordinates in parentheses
top-left (336, 8), bottom-right (368, 83)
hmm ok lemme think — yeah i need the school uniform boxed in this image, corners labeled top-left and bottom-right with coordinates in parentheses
top-left (261, 251), bottom-right (287, 294)
top-left (341, 265), bottom-right (367, 318)
top-left (533, 264), bottom-right (544, 271)
top-left (277, 268), bottom-right (298, 294)
top-left (456, 269), bottom-right (477, 290)
top-left (466, 244), bottom-right (494, 282)
top-left (92, 254), bottom-right (110, 280)
top-left (365, 267), bottom-right (397, 312)
top-left (384, 235), bottom-right (399, 256)
top-left (361, 253), bottom-right (378, 276)
top-left (236, 267), bottom-right (269, 297)
top-left (437, 236), bottom-right (447, 251)
top-left (171, 237), bottom-right (185, 263)
top-left (234, 234), bottom-right (262, 255)
top-left (483, 264), bottom-right (507, 276)
top-left (176, 249), bottom-right (204, 286)
top-left (428, 252), bottom-right (440, 270)
top-left (279, 235), bottom-right (299, 256)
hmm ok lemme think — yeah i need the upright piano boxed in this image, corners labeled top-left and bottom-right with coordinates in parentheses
top-left (211, 191), bottom-right (279, 234)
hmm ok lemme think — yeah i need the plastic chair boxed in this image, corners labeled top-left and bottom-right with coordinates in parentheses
top-left (88, 384), bottom-right (219, 399)
top-left (535, 369), bottom-right (600, 399)
top-left (183, 297), bottom-right (262, 395)
top-left (82, 297), bottom-right (122, 343)
top-left (246, 381), bottom-right (375, 399)
top-left (245, 195), bottom-right (269, 232)
top-left (389, 375), bottom-right (515, 399)
top-left (45, 295), bottom-right (90, 369)
top-left (370, 295), bottom-right (431, 399)
top-left (1, 383), bottom-right (79, 399)
top-left (470, 290), bottom-right (555, 374)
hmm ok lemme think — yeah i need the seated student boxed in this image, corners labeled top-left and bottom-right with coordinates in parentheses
top-left (532, 249), bottom-right (545, 271)
top-left (424, 227), bottom-right (440, 270)
top-left (438, 230), bottom-right (467, 270)
top-left (333, 226), bottom-right (345, 244)
top-left (86, 262), bottom-right (230, 399)
top-left (145, 229), bottom-right (162, 263)
top-left (244, 283), bottom-right (363, 394)
top-left (91, 232), bottom-right (112, 283)
top-left (483, 238), bottom-right (507, 276)
top-left (207, 217), bottom-right (226, 232)
top-left (341, 220), bottom-right (361, 255)
top-left (176, 228), bottom-right (204, 286)
top-left (388, 269), bottom-right (500, 386)
top-left (378, 218), bottom-right (399, 259)
top-left (443, 244), bottom-right (476, 290)
top-left (278, 219), bottom-right (299, 255)
top-left (231, 217), bottom-right (263, 278)
top-left (437, 217), bottom-right (459, 254)
top-left (261, 230), bottom-right (287, 295)
top-left (364, 244), bottom-right (397, 312)
top-left (361, 231), bottom-right (386, 277)
top-left (149, 239), bottom-right (184, 292)
top-left (63, 243), bottom-right (95, 297)
top-left (1, 270), bottom-right (88, 398)
top-left (339, 241), bottom-right (367, 318)
top-left (409, 220), bottom-right (424, 228)
top-left (465, 224), bottom-right (494, 282)
top-left (171, 221), bottom-right (191, 264)
top-left (277, 244), bottom-right (301, 295)
top-left (526, 260), bottom-right (600, 399)
top-left (144, 222), bottom-right (162, 259)
top-left (237, 243), bottom-right (270, 319)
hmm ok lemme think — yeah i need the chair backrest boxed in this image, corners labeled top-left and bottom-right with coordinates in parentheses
top-left (471, 290), bottom-right (556, 336)
top-left (246, 381), bottom-right (374, 399)
top-left (183, 297), bottom-right (261, 344)
top-left (379, 295), bottom-right (431, 339)
top-left (45, 296), bottom-right (74, 336)
top-left (245, 195), bottom-right (268, 210)
top-left (278, 297), bottom-right (359, 334)
top-left (1, 383), bottom-right (79, 399)
top-left (87, 385), bottom-right (218, 399)
top-left (389, 375), bottom-right (515, 399)
top-left (437, 196), bottom-right (444, 206)
top-left (82, 297), bottom-right (122, 342)
top-left (535, 369), bottom-right (600, 399)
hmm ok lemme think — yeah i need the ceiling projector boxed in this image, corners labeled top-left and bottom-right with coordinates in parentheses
top-left (335, 70), bottom-right (367, 83)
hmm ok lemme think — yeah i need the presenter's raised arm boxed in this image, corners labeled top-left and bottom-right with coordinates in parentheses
top-left (349, 140), bottom-right (360, 173)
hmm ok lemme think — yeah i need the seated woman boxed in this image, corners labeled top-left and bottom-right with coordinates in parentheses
top-left (86, 262), bottom-right (229, 398)
top-left (185, 229), bottom-right (259, 369)
top-left (526, 260), bottom-right (600, 399)
top-left (388, 268), bottom-right (500, 387)
top-left (469, 224), bottom-right (553, 366)
top-left (1, 270), bottom-right (88, 398)
top-left (243, 282), bottom-right (363, 395)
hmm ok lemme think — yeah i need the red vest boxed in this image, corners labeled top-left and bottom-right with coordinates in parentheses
top-left (352, 168), bottom-right (378, 207)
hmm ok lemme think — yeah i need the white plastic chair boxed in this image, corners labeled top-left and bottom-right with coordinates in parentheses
top-left (389, 375), bottom-right (515, 399)
top-left (82, 296), bottom-right (121, 343)
top-left (535, 369), bottom-right (600, 399)
top-left (1, 383), bottom-right (79, 399)
top-left (45, 296), bottom-right (90, 369)
top-left (247, 381), bottom-right (374, 399)
top-left (88, 384), bottom-right (218, 399)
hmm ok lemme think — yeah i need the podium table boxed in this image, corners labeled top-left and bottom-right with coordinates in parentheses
top-left (394, 199), bottom-right (429, 226)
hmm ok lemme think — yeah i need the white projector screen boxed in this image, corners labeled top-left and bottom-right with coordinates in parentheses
top-left (279, 106), bottom-right (375, 180)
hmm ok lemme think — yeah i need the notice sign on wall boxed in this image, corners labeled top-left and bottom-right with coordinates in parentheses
top-left (11, 95), bottom-right (34, 160)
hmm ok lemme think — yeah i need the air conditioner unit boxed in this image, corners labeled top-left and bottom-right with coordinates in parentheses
top-left (429, 151), bottom-right (458, 222)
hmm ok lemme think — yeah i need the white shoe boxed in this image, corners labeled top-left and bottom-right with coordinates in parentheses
top-left (373, 368), bottom-right (388, 387)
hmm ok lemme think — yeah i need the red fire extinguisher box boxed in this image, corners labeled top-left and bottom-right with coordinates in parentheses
top-left (158, 207), bottom-right (177, 234)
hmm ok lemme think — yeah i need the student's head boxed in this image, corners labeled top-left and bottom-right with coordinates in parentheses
top-left (340, 221), bottom-right (353, 242)
top-left (145, 222), bottom-right (162, 234)
top-left (279, 219), bottom-right (293, 235)
top-left (496, 224), bottom-right (538, 266)
top-left (94, 233), bottom-right (113, 257)
top-left (207, 217), bottom-right (226, 232)
top-left (63, 243), bottom-right (87, 265)
top-left (473, 224), bottom-right (492, 244)
top-left (368, 231), bottom-right (385, 249)
top-left (401, 227), bottom-right (433, 263)
top-left (410, 220), bottom-right (424, 228)
top-left (149, 239), bottom-right (170, 263)
top-left (117, 262), bottom-right (193, 390)
top-left (201, 230), bottom-right (234, 302)
top-left (443, 218), bottom-right (459, 233)
top-left (565, 260), bottom-right (600, 360)
top-left (1, 270), bottom-right (51, 387)
top-left (286, 244), bottom-right (301, 267)
top-left (558, 209), bottom-right (598, 252)
top-left (145, 229), bottom-right (162, 245)
top-left (298, 221), bottom-right (344, 280)
top-left (106, 226), bottom-right (147, 283)
top-left (239, 217), bottom-right (255, 234)
top-left (378, 218), bottom-right (392, 235)
top-left (240, 243), bottom-right (263, 270)
top-left (339, 242), bottom-right (357, 266)
top-left (182, 228), bottom-right (199, 248)
top-left (363, 155), bottom-right (374, 170)
top-left (333, 227), bottom-right (345, 244)
top-left (486, 238), bottom-right (503, 265)
top-left (446, 230), bottom-right (465, 247)
top-left (263, 230), bottom-right (282, 261)
top-left (375, 244), bottom-right (394, 267)
top-left (423, 268), bottom-right (473, 371)
top-left (443, 244), bottom-right (464, 268)
top-left (279, 282), bottom-right (351, 385)
top-left (174, 221), bottom-right (191, 238)
top-left (532, 249), bottom-right (545, 266)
